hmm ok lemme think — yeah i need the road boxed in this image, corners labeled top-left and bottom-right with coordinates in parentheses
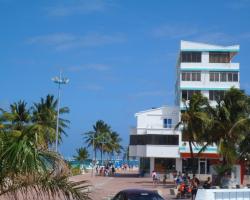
top-left (70, 172), bottom-right (182, 200)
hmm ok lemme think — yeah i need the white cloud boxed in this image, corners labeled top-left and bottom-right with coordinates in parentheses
top-left (81, 84), bottom-right (103, 91)
top-left (46, 0), bottom-right (114, 16)
top-left (193, 32), bottom-right (235, 45)
top-left (227, 0), bottom-right (250, 9)
top-left (27, 33), bottom-right (75, 46)
top-left (67, 64), bottom-right (110, 72)
top-left (130, 91), bottom-right (166, 98)
top-left (152, 24), bottom-right (199, 39)
top-left (27, 32), bottom-right (125, 50)
top-left (152, 24), bottom-right (250, 45)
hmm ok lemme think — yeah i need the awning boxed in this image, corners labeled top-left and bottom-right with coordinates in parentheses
top-left (181, 153), bottom-right (220, 159)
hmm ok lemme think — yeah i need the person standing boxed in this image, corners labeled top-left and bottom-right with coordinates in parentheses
top-left (191, 175), bottom-right (200, 200)
top-left (152, 170), bottom-right (157, 185)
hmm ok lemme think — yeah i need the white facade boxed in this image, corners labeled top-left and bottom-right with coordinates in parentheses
top-left (129, 107), bottom-right (181, 173)
top-left (129, 106), bottom-right (181, 158)
top-left (176, 40), bottom-right (240, 108)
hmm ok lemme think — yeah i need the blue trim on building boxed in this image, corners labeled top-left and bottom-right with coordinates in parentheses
top-left (180, 87), bottom-right (231, 91)
top-left (179, 146), bottom-right (217, 153)
top-left (180, 68), bottom-right (239, 72)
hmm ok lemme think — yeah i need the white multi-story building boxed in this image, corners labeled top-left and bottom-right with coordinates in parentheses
top-left (129, 41), bottom-right (242, 182)
top-left (176, 40), bottom-right (240, 109)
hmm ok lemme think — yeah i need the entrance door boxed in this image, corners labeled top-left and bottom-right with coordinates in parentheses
top-left (199, 159), bottom-right (207, 174)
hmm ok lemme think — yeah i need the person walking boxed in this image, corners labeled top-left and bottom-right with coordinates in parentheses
top-left (191, 175), bottom-right (200, 200)
top-left (152, 170), bottom-right (157, 185)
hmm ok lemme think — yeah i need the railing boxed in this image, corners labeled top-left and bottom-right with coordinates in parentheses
top-left (130, 127), bottom-right (179, 135)
top-left (196, 189), bottom-right (250, 200)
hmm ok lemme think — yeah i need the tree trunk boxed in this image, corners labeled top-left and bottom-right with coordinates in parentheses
top-left (189, 141), bottom-right (196, 176)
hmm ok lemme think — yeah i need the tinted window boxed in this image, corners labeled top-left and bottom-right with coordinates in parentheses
top-left (127, 193), bottom-right (164, 200)
top-left (209, 90), bottom-right (225, 101)
top-left (181, 52), bottom-right (201, 63)
top-left (163, 118), bottom-right (172, 128)
top-left (209, 71), bottom-right (238, 82)
top-left (181, 71), bottom-right (201, 81)
top-left (181, 90), bottom-right (201, 101)
top-left (113, 192), bottom-right (124, 200)
top-left (130, 135), bottom-right (179, 145)
top-left (209, 52), bottom-right (230, 63)
top-left (233, 73), bottom-right (238, 82)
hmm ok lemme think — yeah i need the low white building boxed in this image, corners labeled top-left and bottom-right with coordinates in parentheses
top-left (129, 106), bottom-right (182, 174)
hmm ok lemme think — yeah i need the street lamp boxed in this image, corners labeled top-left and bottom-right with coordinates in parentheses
top-left (91, 133), bottom-right (97, 177)
top-left (100, 134), bottom-right (110, 166)
top-left (52, 71), bottom-right (69, 152)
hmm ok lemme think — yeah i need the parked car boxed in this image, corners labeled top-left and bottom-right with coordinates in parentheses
top-left (112, 189), bottom-right (165, 200)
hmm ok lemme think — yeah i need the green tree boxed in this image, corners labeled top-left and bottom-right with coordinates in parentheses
top-left (104, 131), bottom-right (122, 159)
top-left (0, 100), bottom-right (31, 134)
top-left (0, 97), bottom-right (90, 199)
top-left (208, 88), bottom-right (250, 174)
top-left (175, 93), bottom-right (211, 175)
top-left (84, 120), bottom-right (111, 162)
top-left (0, 130), bottom-right (90, 199)
top-left (32, 94), bottom-right (69, 149)
top-left (74, 147), bottom-right (89, 165)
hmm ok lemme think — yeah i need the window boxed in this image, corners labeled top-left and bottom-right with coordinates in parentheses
top-left (186, 72), bottom-right (191, 81)
top-left (181, 52), bottom-right (201, 63)
top-left (220, 72), bottom-right (227, 82)
top-left (181, 90), bottom-right (200, 100)
top-left (163, 118), bottom-right (172, 128)
top-left (209, 90), bottom-right (225, 101)
top-left (155, 158), bottom-right (176, 173)
top-left (210, 72), bottom-right (219, 82)
top-left (130, 135), bottom-right (179, 145)
top-left (209, 52), bottom-right (230, 63)
top-left (209, 71), bottom-right (238, 82)
top-left (181, 71), bottom-right (201, 81)
top-left (233, 73), bottom-right (238, 82)
top-left (182, 90), bottom-right (188, 100)
top-left (182, 158), bottom-right (198, 174)
top-left (181, 72), bottom-right (186, 81)
top-left (228, 73), bottom-right (233, 82)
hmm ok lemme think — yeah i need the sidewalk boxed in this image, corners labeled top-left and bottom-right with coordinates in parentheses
top-left (70, 172), bottom-right (180, 200)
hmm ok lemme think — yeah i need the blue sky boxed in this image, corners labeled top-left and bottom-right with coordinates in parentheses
top-left (1, 0), bottom-right (250, 158)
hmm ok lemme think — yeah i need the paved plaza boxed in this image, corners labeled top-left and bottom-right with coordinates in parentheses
top-left (70, 172), bottom-right (182, 200)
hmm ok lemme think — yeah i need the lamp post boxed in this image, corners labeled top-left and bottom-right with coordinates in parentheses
top-left (91, 133), bottom-right (97, 177)
top-left (100, 134), bottom-right (110, 166)
top-left (52, 71), bottom-right (69, 152)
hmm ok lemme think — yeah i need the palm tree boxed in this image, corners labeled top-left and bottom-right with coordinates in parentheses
top-left (105, 131), bottom-right (123, 159)
top-left (0, 97), bottom-right (91, 199)
top-left (0, 100), bottom-right (31, 133)
top-left (74, 147), bottom-right (89, 166)
top-left (0, 126), bottom-right (90, 199)
top-left (32, 94), bottom-right (70, 149)
top-left (208, 88), bottom-right (250, 171)
top-left (175, 93), bottom-right (211, 175)
top-left (84, 120), bottom-right (111, 163)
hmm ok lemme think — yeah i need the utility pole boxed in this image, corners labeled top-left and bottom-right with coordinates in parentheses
top-left (52, 71), bottom-right (69, 152)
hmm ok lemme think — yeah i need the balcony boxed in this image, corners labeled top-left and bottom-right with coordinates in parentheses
top-left (130, 127), bottom-right (179, 135)
top-left (180, 62), bottom-right (239, 71)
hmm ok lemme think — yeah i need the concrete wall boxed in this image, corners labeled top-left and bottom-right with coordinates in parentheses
top-left (129, 145), bottom-right (180, 158)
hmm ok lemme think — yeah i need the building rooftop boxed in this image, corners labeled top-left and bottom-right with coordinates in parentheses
top-left (135, 106), bottom-right (179, 116)
top-left (180, 40), bottom-right (240, 52)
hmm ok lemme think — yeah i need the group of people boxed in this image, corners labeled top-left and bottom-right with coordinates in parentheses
top-left (95, 165), bottom-right (116, 176)
top-left (174, 172), bottom-right (211, 199)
